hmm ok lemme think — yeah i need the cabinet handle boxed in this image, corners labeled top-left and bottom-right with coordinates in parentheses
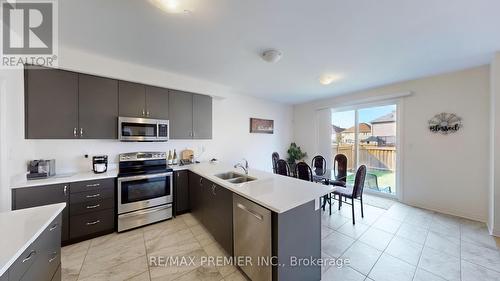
top-left (193, 131), bottom-right (196, 137)
top-left (199, 178), bottom-right (203, 186)
top-left (22, 250), bottom-right (36, 263)
top-left (86, 183), bottom-right (100, 188)
top-left (86, 204), bottom-right (100, 209)
top-left (142, 109), bottom-right (145, 116)
top-left (48, 252), bottom-right (58, 263)
top-left (86, 193), bottom-right (101, 198)
top-left (146, 111), bottom-right (150, 116)
top-left (63, 186), bottom-right (67, 196)
top-left (80, 128), bottom-right (83, 137)
top-left (73, 128), bottom-right (77, 137)
top-left (211, 184), bottom-right (216, 195)
top-left (49, 223), bottom-right (58, 231)
top-left (86, 220), bottom-right (101, 226)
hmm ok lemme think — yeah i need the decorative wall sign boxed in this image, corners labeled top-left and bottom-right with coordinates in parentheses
top-left (250, 118), bottom-right (274, 134)
top-left (428, 113), bottom-right (462, 134)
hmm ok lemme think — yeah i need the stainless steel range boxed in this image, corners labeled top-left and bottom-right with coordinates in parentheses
top-left (117, 152), bottom-right (173, 232)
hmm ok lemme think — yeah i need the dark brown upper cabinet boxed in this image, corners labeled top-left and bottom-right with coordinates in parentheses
top-left (169, 90), bottom-right (213, 139)
top-left (145, 86), bottom-right (169, 119)
top-left (25, 66), bottom-right (79, 139)
top-left (79, 74), bottom-right (118, 139)
top-left (118, 81), bottom-right (146, 118)
top-left (25, 66), bottom-right (211, 140)
top-left (169, 90), bottom-right (194, 139)
top-left (193, 93), bottom-right (213, 139)
top-left (119, 82), bottom-right (169, 119)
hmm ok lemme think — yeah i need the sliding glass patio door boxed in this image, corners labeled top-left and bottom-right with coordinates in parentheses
top-left (332, 103), bottom-right (398, 197)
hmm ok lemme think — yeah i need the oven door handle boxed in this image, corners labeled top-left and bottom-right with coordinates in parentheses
top-left (118, 172), bottom-right (172, 182)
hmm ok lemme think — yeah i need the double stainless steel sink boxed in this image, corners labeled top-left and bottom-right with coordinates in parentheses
top-left (214, 172), bottom-right (257, 184)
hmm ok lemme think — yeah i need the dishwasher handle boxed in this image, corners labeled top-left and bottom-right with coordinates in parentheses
top-left (236, 203), bottom-right (263, 221)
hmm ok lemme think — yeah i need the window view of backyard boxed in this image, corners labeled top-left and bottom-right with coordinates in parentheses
top-left (332, 104), bottom-right (397, 195)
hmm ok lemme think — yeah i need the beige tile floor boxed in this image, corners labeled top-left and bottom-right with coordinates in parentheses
top-left (62, 202), bottom-right (500, 281)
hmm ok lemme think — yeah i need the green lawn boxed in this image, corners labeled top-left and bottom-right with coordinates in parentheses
top-left (347, 169), bottom-right (396, 194)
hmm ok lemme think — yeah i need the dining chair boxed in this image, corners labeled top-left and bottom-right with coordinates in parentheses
top-left (311, 155), bottom-right (327, 175)
top-left (331, 154), bottom-right (348, 187)
top-left (295, 162), bottom-right (313, 182)
top-left (332, 165), bottom-right (367, 224)
top-left (272, 152), bottom-right (280, 174)
top-left (276, 159), bottom-right (291, 176)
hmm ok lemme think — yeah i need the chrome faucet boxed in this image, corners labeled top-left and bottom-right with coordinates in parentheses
top-left (234, 159), bottom-right (249, 175)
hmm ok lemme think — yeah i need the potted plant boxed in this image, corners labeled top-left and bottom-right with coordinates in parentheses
top-left (287, 142), bottom-right (307, 173)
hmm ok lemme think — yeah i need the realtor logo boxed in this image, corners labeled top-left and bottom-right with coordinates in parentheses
top-left (1, 0), bottom-right (58, 68)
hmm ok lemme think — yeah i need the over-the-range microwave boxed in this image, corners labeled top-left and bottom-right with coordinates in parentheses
top-left (118, 116), bottom-right (169, 142)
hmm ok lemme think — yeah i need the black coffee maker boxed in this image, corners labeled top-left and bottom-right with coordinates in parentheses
top-left (92, 155), bottom-right (108, 174)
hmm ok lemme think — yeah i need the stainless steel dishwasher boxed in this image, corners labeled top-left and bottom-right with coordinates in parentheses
top-left (233, 194), bottom-right (272, 281)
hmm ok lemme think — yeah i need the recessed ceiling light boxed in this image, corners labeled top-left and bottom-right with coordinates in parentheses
top-left (150, 0), bottom-right (191, 14)
top-left (319, 74), bottom-right (342, 85)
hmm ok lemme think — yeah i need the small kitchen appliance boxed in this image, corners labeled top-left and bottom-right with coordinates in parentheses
top-left (92, 155), bottom-right (108, 174)
top-left (27, 159), bottom-right (56, 180)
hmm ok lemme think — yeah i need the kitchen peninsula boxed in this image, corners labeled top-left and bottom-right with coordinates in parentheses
top-left (0, 203), bottom-right (66, 281)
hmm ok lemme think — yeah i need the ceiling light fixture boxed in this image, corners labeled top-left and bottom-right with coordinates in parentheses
top-left (319, 74), bottom-right (341, 85)
top-left (261, 49), bottom-right (283, 63)
top-left (150, 0), bottom-right (191, 14)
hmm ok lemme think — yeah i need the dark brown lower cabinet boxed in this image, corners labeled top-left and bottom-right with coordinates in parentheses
top-left (207, 183), bottom-right (233, 255)
top-left (6, 214), bottom-right (62, 281)
top-left (188, 172), bottom-right (233, 255)
top-left (12, 184), bottom-right (70, 242)
top-left (12, 178), bottom-right (115, 245)
top-left (174, 170), bottom-right (190, 215)
top-left (69, 179), bottom-right (115, 242)
top-left (70, 209), bottom-right (115, 240)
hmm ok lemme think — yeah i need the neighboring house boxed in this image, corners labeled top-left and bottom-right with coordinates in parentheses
top-left (369, 111), bottom-right (396, 145)
top-left (331, 124), bottom-right (345, 144)
top-left (341, 123), bottom-right (372, 144)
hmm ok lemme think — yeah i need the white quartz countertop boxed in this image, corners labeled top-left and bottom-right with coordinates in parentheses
top-left (9, 162), bottom-right (332, 214)
top-left (10, 170), bottom-right (119, 189)
top-left (189, 162), bottom-right (333, 213)
top-left (0, 203), bottom-right (66, 277)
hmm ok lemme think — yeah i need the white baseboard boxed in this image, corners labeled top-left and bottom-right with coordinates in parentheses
top-left (402, 200), bottom-right (486, 223)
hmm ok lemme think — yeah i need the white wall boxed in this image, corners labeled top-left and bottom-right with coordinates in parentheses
top-left (490, 53), bottom-right (500, 235)
top-left (294, 66), bottom-right (491, 222)
top-left (0, 46), bottom-right (293, 211)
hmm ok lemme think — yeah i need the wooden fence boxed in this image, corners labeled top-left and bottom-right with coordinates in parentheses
top-left (334, 144), bottom-right (396, 171)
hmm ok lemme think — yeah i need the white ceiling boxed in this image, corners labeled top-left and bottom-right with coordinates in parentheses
top-left (60, 0), bottom-right (500, 104)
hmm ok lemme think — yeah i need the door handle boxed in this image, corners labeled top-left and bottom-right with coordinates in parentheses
top-left (86, 220), bottom-right (101, 226)
top-left (237, 203), bottom-right (263, 221)
top-left (49, 223), bottom-right (58, 231)
top-left (22, 250), bottom-right (36, 263)
top-left (86, 204), bottom-right (100, 209)
top-left (48, 252), bottom-right (58, 263)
